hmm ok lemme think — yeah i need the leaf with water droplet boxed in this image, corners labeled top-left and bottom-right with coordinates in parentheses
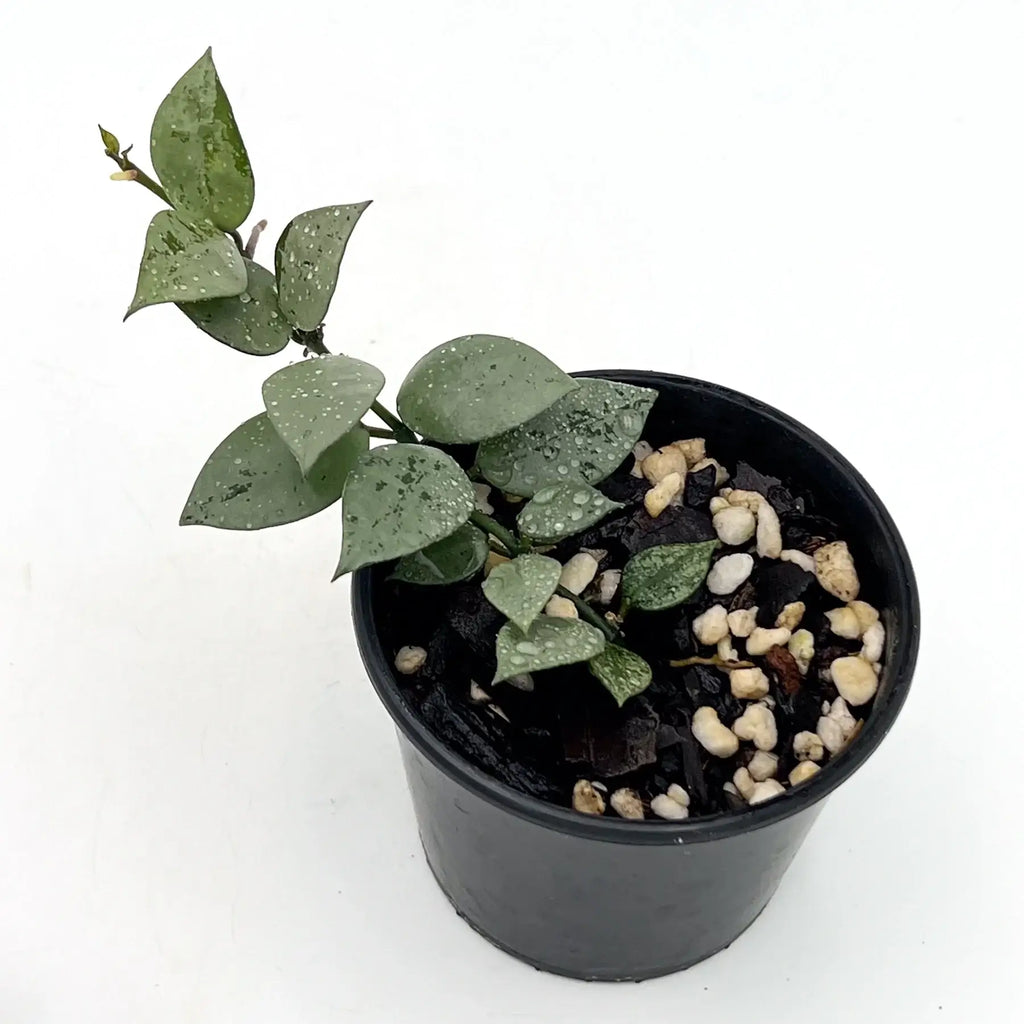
top-left (396, 335), bottom-right (576, 443)
top-left (588, 644), bottom-right (653, 706)
top-left (516, 483), bottom-right (623, 543)
top-left (621, 540), bottom-right (718, 612)
top-left (150, 48), bottom-right (254, 231)
top-left (334, 444), bottom-right (474, 577)
top-left (178, 259), bottom-right (290, 355)
top-left (125, 210), bottom-right (247, 318)
top-left (494, 616), bottom-right (606, 683)
top-left (391, 524), bottom-right (489, 585)
top-left (180, 415), bottom-right (366, 530)
top-left (477, 378), bottom-right (657, 496)
top-left (481, 553), bottom-right (562, 633)
top-left (262, 354), bottom-right (385, 475)
top-left (274, 203), bottom-right (371, 331)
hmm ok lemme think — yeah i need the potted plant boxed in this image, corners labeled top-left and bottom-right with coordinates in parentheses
top-left (101, 49), bottom-right (920, 981)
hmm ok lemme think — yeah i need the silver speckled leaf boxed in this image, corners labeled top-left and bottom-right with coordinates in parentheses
top-left (516, 483), bottom-right (623, 544)
top-left (391, 524), bottom-right (489, 585)
top-left (275, 203), bottom-right (371, 331)
top-left (494, 616), bottom-right (606, 683)
top-left (126, 210), bottom-right (247, 318)
top-left (481, 553), bottom-right (562, 633)
top-left (179, 259), bottom-right (290, 355)
top-left (180, 415), bottom-right (366, 530)
top-left (335, 444), bottom-right (475, 577)
top-left (588, 644), bottom-right (653, 707)
top-left (150, 48), bottom-right (254, 232)
top-left (477, 378), bottom-right (657, 497)
top-left (621, 540), bottom-right (718, 612)
top-left (262, 354), bottom-right (385, 475)
top-left (396, 335), bottom-right (576, 443)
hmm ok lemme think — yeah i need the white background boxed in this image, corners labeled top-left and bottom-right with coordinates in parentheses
top-left (1, 2), bottom-right (1020, 1021)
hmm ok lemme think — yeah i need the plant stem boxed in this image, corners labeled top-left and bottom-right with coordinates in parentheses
top-left (470, 511), bottom-right (521, 555)
top-left (291, 327), bottom-right (330, 356)
top-left (370, 401), bottom-right (417, 444)
top-left (669, 655), bottom-right (755, 671)
top-left (244, 219), bottom-right (267, 258)
top-left (364, 425), bottom-right (396, 439)
top-left (555, 586), bottom-right (618, 640)
top-left (229, 229), bottom-right (245, 254)
top-left (103, 147), bottom-right (169, 204)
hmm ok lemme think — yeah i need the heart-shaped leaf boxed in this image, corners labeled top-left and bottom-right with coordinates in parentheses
top-left (262, 354), bottom-right (385, 475)
top-left (150, 48), bottom-right (254, 231)
top-left (391, 524), bottom-right (489, 585)
top-left (621, 540), bottom-right (718, 611)
top-left (335, 444), bottom-right (475, 577)
top-left (126, 210), bottom-right (247, 318)
top-left (494, 616), bottom-right (606, 683)
top-left (481, 553), bottom-right (562, 633)
top-left (588, 644), bottom-right (653, 707)
top-left (275, 203), bottom-right (371, 331)
top-left (178, 258), bottom-right (290, 355)
top-left (180, 415), bottom-right (367, 530)
top-left (516, 483), bottom-right (623, 544)
top-left (396, 335), bottom-right (576, 443)
top-left (477, 378), bottom-right (657, 497)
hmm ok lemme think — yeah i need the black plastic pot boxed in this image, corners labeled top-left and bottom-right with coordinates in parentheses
top-left (352, 370), bottom-right (920, 981)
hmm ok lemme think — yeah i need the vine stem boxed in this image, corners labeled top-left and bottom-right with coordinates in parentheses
top-left (103, 144), bottom-right (169, 204)
top-left (364, 425), bottom-right (396, 439)
top-left (370, 401), bottom-right (417, 444)
top-left (555, 586), bottom-right (618, 640)
top-left (470, 511), bottom-right (520, 556)
top-left (669, 655), bottom-right (754, 671)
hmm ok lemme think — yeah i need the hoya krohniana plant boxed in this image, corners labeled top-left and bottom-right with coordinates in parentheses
top-left (102, 49), bottom-right (718, 706)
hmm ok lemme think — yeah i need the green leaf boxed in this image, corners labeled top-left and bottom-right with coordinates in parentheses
top-left (150, 48), bottom-right (254, 231)
top-left (516, 483), bottom-right (623, 544)
top-left (180, 415), bottom-right (367, 530)
top-left (274, 203), bottom-right (372, 331)
top-left (178, 258), bottom-right (290, 355)
top-left (125, 210), bottom-right (247, 318)
top-left (335, 444), bottom-right (475, 577)
top-left (588, 645), bottom-right (653, 707)
top-left (98, 124), bottom-right (120, 156)
top-left (391, 524), bottom-right (489, 585)
top-left (396, 335), bottom-right (576, 443)
top-left (620, 540), bottom-right (718, 612)
top-left (477, 378), bottom-right (658, 497)
top-left (262, 354), bottom-right (385, 475)
top-left (481, 554), bottom-right (562, 633)
top-left (494, 616), bottom-right (606, 683)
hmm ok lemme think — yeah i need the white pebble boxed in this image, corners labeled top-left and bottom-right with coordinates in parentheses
top-left (861, 620), bottom-right (885, 663)
top-left (817, 696), bottom-right (857, 754)
top-left (727, 607), bottom-right (758, 638)
top-left (775, 601), bottom-right (806, 631)
top-left (826, 606), bottom-right (862, 639)
top-left (814, 541), bottom-right (861, 602)
top-left (793, 731), bottom-right (825, 762)
top-left (707, 553), bottom-right (754, 595)
top-left (755, 500), bottom-right (783, 558)
top-left (789, 761), bottom-right (821, 786)
top-left (473, 482), bottom-right (494, 515)
top-left (630, 440), bottom-right (654, 477)
top-left (849, 600), bottom-right (880, 635)
top-left (718, 636), bottom-right (740, 662)
top-left (780, 548), bottom-right (815, 573)
top-left (610, 787), bottom-right (645, 820)
top-left (746, 626), bottom-right (792, 656)
top-left (730, 666), bottom-right (770, 700)
top-left (595, 569), bottom-right (621, 605)
top-left (733, 766), bottom-right (756, 801)
top-left (693, 604), bottom-right (730, 645)
top-left (692, 456), bottom-right (730, 487)
top-left (831, 655), bottom-right (879, 706)
top-left (669, 437), bottom-right (707, 467)
top-left (644, 471), bottom-right (683, 518)
top-left (544, 595), bottom-right (578, 619)
top-left (642, 446), bottom-right (688, 484)
top-left (572, 780), bottom-right (606, 816)
top-left (503, 673), bottom-right (535, 692)
top-left (667, 783), bottom-right (690, 807)
top-left (748, 750), bottom-right (780, 781)
top-left (560, 552), bottom-right (600, 595)
top-left (692, 706), bottom-right (740, 758)
top-left (469, 681), bottom-right (491, 703)
top-left (748, 780), bottom-right (786, 805)
top-left (724, 488), bottom-right (765, 512)
top-left (709, 495), bottom-right (730, 514)
top-left (788, 629), bottom-right (815, 674)
top-left (732, 703), bottom-right (778, 751)
top-left (713, 505), bottom-right (757, 545)
top-left (651, 794), bottom-right (689, 820)
top-left (484, 551), bottom-right (511, 576)
top-left (395, 645), bottom-right (427, 675)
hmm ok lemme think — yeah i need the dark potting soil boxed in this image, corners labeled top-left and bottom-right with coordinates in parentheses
top-left (375, 452), bottom-right (876, 819)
